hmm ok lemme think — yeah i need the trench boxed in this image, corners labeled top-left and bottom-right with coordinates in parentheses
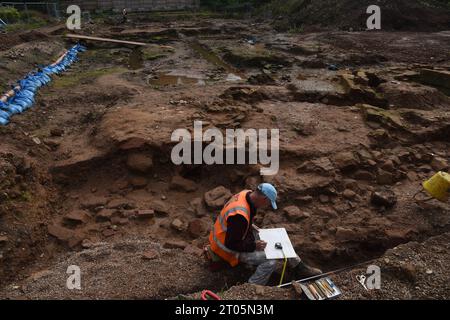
top-left (1, 17), bottom-right (449, 298)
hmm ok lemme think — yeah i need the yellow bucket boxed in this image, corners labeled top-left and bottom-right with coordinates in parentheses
top-left (423, 171), bottom-right (450, 202)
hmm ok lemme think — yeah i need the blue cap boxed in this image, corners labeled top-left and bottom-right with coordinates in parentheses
top-left (257, 183), bottom-right (277, 210)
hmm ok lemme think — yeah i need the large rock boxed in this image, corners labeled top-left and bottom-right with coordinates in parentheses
top-left (342, 189), bottom-right (356, 200)
top-left (283, 205), bottom-right (310, 221)
top-left (354, 170), bottom-right (375, 181)
top-left (171, 218), bottom-right (186, 232)
top-left (333, 151), bottom-right (359, 171)
top-left (80, 196), bottom-right (107, 210)
top-left (163, 240), bottom-right (188, 249)
top-left (204, 186), bottom-right (232, 209)
top-left (335, 227), bottom-right (357, 240)
top-left (189, 197), bottom-right (208, 217)
top-left (310, 157), bottom-right (335, 172)
top-left (136, 209), bottom-right (155, 219)
top-left (377, 168), bottom-right (394, 185)
top-left (188, 219), bottom-right (208, 238)
top-left (126, 153), bottom-right (153, 173)
top-left (360, 104), bottom-right (404, 129)
top-left (418, 69), bottom-right (450, 90)
top-left (142, 250), bottom-right (159, 260)
top-left (63, 210), bottom-right (89, 225)
top-left (47, 225), bottom-right (82, 248)
top-left (431, 157), bottom-right (449, 171)
top-left (151, 200), bottom-right (170, 216)
top-left (381, 160), bottom-right (395, 172)
top-left (183, 245), bottom-right (204, 257)
top-left (339, 75), bottom-right (387, 106)
top-left (129, 176), bottom-right (148, 188)
top-left (170, 175), bottom-right (198, 192)
top-left (96, 209), bottom-right (114, 221)
top-left (106, 198), bottom-right (135, 210)
top-left (371, 189), bottom-right (397, 208)
top-left (278, 173), bottom-right (334, 196)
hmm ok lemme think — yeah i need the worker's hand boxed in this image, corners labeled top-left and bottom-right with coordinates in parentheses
top-left (255, 240), bottom-right (267, 251)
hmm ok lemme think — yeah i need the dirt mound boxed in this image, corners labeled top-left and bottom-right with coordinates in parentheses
top-left (0, 31), bottom-right (48, 51)
top-left (0, 238), bottom-right (247, 299)
top-left (336, 232), bottom-right (450, 299)
top-left (197, 232), bottom-right (450, 300)
top-left (269, 0), bottom-right (450, 31)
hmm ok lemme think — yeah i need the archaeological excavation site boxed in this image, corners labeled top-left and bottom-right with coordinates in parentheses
top-left (0, 0), bottom-right (449, 303)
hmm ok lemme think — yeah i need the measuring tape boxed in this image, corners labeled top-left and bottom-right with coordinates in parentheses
top-left (275, 242), bottom-right (288, 286)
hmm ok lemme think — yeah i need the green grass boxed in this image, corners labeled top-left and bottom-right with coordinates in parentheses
top-left (143, 53), bottom-right (167, 61)
top-left (2, 8), bottom-right (53, 32)
top-left (142, 50), bottom-right (167, 60)
top-left (4, 19), bottom-right (47, 32)
top-left (51, 67), bottom-right (126, 89)
top-left (84, 48), bottom-right (118, 60)
top-left (19, 191), bottom-right (32, 202)
top-left (288, 24), bottom-right (304, 33)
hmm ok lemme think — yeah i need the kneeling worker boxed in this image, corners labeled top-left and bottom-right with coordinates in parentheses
top-left (208, 183), bottom-right (322, 285)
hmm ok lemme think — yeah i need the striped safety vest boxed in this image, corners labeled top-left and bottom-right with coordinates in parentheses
top-left (209, 190), bottom-right (251, 267)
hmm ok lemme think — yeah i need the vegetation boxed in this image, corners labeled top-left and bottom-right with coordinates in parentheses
top-left (0, 6), bottom-right (21, 23)
top-left (52, 67), bottom-right (126, 89)
top-left (1, 8), bottom-right (51, 32)
top-left (200, 0), bottom-right (450, 10)
top-left (256, 0), bottom-right (450, 32)
top-left (200, 0), bottom-right (270, 11)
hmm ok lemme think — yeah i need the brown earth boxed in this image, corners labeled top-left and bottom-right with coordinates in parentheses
top-left (268, 0), bottom-right (450, 32)
top-left (0, 14), bottom-right (449, 299)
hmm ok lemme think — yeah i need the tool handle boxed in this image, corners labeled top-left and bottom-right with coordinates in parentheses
top-left (201, 290), bottom-right (221, 301)
top-left (252, 224), bottom-right (260, 231)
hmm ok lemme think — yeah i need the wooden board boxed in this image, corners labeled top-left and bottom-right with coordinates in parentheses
top-left (65, 34), bottom-right (148, 46)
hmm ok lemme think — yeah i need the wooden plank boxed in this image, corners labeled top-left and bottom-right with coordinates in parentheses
top-left (65, 34), bottom-right (149, 46)
top-left (65, 34), bottom-right (174, 50)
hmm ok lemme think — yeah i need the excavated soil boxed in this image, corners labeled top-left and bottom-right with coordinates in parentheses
top-left (0, 16), bottom-right (449, 299)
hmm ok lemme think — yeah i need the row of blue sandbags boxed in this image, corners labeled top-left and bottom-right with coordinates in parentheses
top-left (0, 43), bottom-right (87, 125)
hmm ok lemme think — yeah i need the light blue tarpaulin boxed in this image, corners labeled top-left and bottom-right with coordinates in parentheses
top-left (0, 43), bottom-right (86, 125)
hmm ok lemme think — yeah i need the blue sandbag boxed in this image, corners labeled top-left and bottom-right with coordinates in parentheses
top-left (1, 43), bottom-right (86, 125)
top-left (6, 101), bottom-right (23, 114)
top-left (0, 109), bottom-right (10, 120)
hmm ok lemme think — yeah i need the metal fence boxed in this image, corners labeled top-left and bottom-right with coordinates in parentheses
top-left (0, 2), bottom-right (60, 19)
top-left (59, 0), bottom-right (199, 13)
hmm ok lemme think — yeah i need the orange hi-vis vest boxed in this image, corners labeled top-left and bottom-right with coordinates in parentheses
top-left (209, 190), bottom-right (251, 267)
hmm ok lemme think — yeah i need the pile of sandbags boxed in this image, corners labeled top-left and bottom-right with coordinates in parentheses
top-left (0, 43), bottom-right (86, 125)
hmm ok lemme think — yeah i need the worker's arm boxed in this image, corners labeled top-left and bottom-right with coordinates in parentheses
top-left (225, 215), bottom-right (256, 252)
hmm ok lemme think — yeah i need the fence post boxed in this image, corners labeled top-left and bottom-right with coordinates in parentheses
top-left (54, 3), bottom-right (60, 20)
top-left (24, 2), bottom-right (29, 22)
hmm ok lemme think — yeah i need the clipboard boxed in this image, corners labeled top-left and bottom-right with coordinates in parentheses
top-left (258, 228), bottom-right (297, 259)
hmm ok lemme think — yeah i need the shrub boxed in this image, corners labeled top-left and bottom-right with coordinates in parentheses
top-left (0, 6), bottom-right (21, 23)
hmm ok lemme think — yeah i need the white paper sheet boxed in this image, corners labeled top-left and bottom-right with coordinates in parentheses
top-left (258, 228), bottom-right (297, 259)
